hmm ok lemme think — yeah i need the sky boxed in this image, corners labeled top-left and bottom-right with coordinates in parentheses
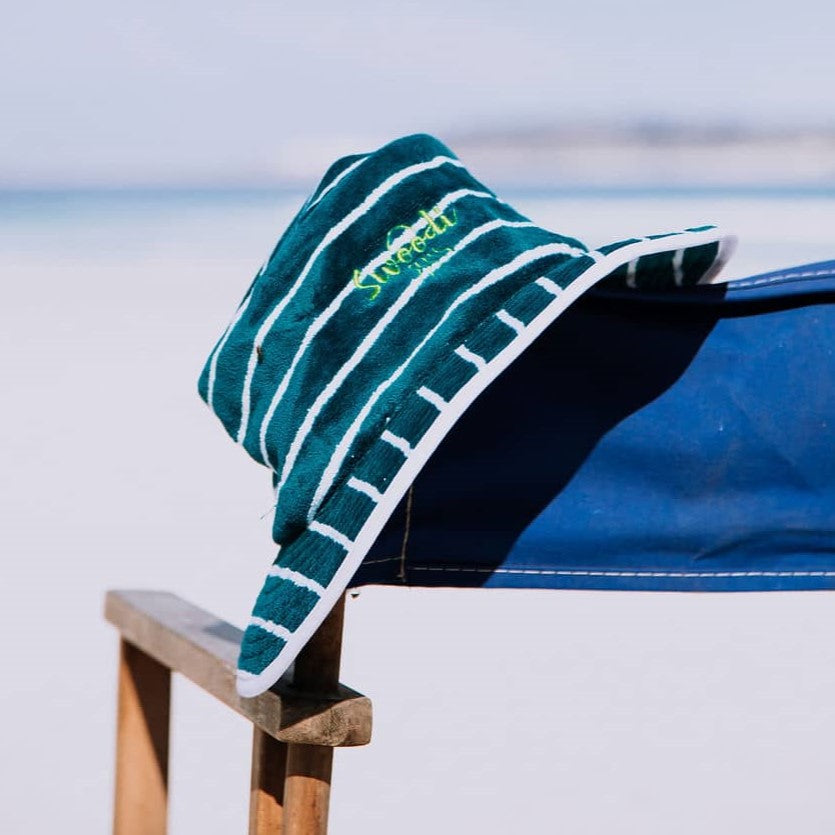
top-left (3, 0), bottom-right (835, 187)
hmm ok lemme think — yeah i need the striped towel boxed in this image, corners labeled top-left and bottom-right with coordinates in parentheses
top-left (198, 133), bottom-right (735, 696)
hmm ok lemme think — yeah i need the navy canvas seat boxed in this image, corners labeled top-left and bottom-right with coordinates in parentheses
top-left (357, 259), bottom-right (835, 592)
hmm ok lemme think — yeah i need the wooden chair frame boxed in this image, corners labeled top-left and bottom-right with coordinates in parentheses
top-left (105, 590), bottom-right (371, 835)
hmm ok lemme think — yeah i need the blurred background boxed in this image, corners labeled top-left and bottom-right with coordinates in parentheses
top-left (3, 1), bottom-right (835, 833)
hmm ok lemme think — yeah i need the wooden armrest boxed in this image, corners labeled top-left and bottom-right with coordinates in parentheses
top-left (104, 589), bottom-right (371, 747)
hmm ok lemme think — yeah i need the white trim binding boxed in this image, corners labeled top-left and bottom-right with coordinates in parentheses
top-left (236, 226), bottom-right (734, 698)
top-left (700, 233), bottom-right (739, 284)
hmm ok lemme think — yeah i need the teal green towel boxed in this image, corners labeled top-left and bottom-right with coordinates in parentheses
top-left (198, 134), bottom-right (734, 696)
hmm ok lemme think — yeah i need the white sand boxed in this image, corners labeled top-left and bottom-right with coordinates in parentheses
top-left (2, 193), bottom-right (835, 833)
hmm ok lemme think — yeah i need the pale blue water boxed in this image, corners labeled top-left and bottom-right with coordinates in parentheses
top-left (3, 187), bottom-right (835, 271)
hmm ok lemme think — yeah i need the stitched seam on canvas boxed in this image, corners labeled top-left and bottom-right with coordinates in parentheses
top-left (407, 567), bottom-right (835, 578)
top-left (398, 485), bottom-right (415, 582)
top-left (730, 269), bottom-right (835, 288)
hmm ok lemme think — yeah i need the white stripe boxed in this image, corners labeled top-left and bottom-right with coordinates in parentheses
top-left (267, 565), bottom-right (326, 597)
top-left (206, 291), bottom-right (253, 409)
top-left (250, 616), bottom-right (293, 642)
top-left (380, 430), bottom-right (413, 456)
top-left (309, 242), bottom-right (577, 517)
top-left (626, 258), bottom-right (639, 288)
top-left (258, 281), bottom-right (354, 466)
top-left (416, 386), bottom-right (448, 410)
top-left (454, 345), bottom-right (487, 371)
top-left (672, 249), bottom-right (685, 286)
top-left (305, 155), bottom-right (369, 212)
top-left (495, 309), bottom-right (526, 335)
top-left (235, 154), bottom-right (463, 447)
top-left (309, 520), bottom-right (353, 551)
top-left (271, 218), bottom-right (540, 501)
top-left (257, 187), bottom-right (498, 466)
top-left (347, 476), bottom-right (384, 503)
top-left (535, 276), bottom-right (563, 295)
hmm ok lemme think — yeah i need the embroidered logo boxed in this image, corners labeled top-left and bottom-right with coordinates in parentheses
top-left (352, 205), bottom-right (458, 300)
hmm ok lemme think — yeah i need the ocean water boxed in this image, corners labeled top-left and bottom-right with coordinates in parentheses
top-left (2, 190), bottom-right (835, 834)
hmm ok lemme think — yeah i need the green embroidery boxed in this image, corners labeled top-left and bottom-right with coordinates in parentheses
top-left (353, 205), bottom-right (458, 300)
top-left (352, 268), bottom-right (382, 300)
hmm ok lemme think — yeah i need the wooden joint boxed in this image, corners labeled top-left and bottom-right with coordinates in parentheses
top-left (104, 590), bottom-right (371, 747)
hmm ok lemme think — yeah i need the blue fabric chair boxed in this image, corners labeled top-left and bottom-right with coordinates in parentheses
top-left (356, 259), bottom-right (835, 591)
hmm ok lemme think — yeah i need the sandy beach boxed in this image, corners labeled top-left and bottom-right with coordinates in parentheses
top-left (3, 190), bottom-right (835, 833)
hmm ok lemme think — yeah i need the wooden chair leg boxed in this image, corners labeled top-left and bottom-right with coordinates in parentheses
top-left (282, 594), bottom-right (346, 835)
top-left (283, 745), bottom-right (333, 835)
top-left (113, 639), bottom-right (171, 835)
top-left (249, 727), bottom-right (288, 834)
